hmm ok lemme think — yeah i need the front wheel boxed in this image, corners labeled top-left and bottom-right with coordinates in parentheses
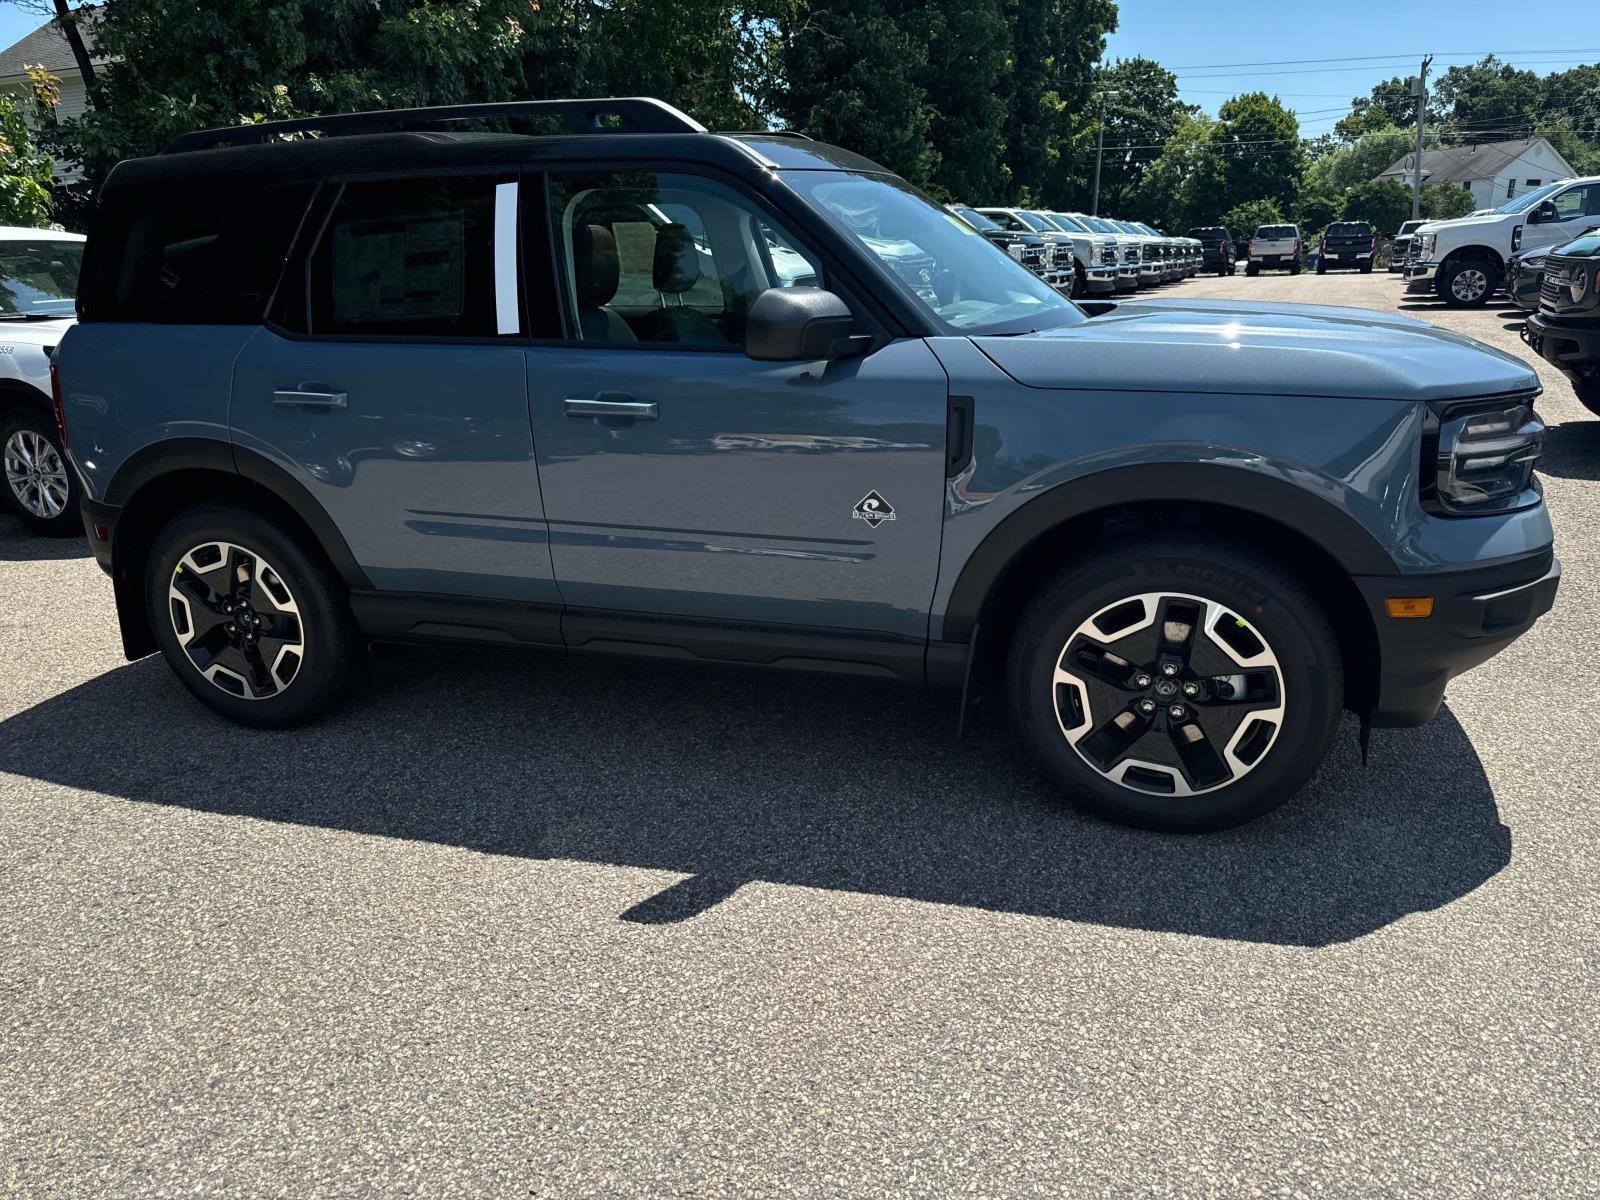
top-left (2, 407), bottom-right (81, 536)
top-left (1438, 260), bottom-right (1497, 308)
top-left (1573, 374), bottom-right (1600, 417)
top-left (147, 505), bottom-right (363, 728)
top-left (1007, 538), bottom-right (1343, 831)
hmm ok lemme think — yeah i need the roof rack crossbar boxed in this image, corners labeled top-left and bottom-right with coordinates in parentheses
top-left (161, 97), bottom-right (707, 154)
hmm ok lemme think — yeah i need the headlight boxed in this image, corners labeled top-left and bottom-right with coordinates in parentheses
top-left (1512, 224), bottom-right (1523, 252)
top-left (1571, 267), bottom-right (1590, 304)
top-left (1420, 233), bottom-right (1436, 256)
top-left (1423, 398), bottom-right (1544, 513)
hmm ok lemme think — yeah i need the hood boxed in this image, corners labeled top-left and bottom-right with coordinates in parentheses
top-left (1421, 211), bottom-right (1511, 235)
top-left (973, 299), bottom-right (1537, 403)
top-left (0, 314), bottom-right (76, 346)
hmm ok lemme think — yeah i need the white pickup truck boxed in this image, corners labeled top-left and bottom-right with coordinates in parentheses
top-left (1406, 176), bottom-right (1600, 307)
top-left (1246, 223), bottom-right (1302, 275)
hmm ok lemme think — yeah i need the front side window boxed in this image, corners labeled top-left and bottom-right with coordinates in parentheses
top-left (0, 239), bottom-right (82, 318)
top-left (1496, 181), bottom-right (1563, 215)
top-left (304, 175), bottom-right (510, 338)
top-left (793, 171), bottom-right (1082, 335)
top-left (548, 171), bottom-right (822, 348)
top-left (1552, 184), bottom-right (1600, 221)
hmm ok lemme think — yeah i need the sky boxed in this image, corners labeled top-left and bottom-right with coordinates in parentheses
top-left (1103, 0), bottom-right (1600, 136)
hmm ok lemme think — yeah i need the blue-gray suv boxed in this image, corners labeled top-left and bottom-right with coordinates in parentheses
top-left (54, 99), bottom-right (1560, 831)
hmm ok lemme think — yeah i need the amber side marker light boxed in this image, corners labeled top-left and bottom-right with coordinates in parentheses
top-left (1386, 597), bottom-right (1435, 618)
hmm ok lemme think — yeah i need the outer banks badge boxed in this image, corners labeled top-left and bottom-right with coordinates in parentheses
top-left (852, 490), bottom-right (895, 528)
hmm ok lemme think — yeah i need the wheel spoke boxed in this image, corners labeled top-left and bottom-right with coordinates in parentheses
top-left (168, 540), bottom-right (304, 700)
top-left (1167, 718), bottom-right (1231, 792)
top-left (1077, 705), bottom-right (1155, 773)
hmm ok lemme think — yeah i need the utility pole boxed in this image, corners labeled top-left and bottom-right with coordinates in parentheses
top-left (1091, 90), bottom-right (1117, 216)
top-left (1410, 56), bottom-right (1431, 220)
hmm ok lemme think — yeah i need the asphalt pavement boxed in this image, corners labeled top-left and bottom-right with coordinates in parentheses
top-left (2, 269), bottom-right (1596, 1197)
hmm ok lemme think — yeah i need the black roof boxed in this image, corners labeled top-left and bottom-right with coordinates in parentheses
top-left (109, 99), bottom-right (888, 191)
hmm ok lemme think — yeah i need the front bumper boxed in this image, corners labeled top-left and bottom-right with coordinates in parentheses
top-left (1113, 267), bottom-right (1139, 291)
top-left (1083, 267), bottom-right (1117, 295)
top-left (1524, 310), bottom-right (1600, 375)
top-left (1406, 260), bottom-right (1441, 292)
top-left (1355, 550), bottom-right (1560, 726)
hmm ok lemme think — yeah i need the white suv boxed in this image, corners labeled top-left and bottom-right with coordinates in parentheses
top-left (1406, 176), bottom-right (1600, 307)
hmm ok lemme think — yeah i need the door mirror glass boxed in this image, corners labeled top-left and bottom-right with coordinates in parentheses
top-left (744, 287), bottom-right (860, 361)
top-left (1532, 201), bottom-right (1558, 224)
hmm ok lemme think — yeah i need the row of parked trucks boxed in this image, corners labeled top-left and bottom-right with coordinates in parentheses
top-left (948, 206), bottom-right (1203, 298)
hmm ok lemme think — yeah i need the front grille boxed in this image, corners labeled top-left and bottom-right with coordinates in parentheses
top-left (1052, 244), bottom-right (1072, 269)
top-left (1123, 247), bottom-right (1139, 265)
top-left (1142, 245), bottom-right (1157, 262)
top-left (1021, 247), bottom-right (1044, 270)
top-left (1101, 246), bottom-right (1117, 266)
top-left (1539, 273), bottom-right (1563, 309)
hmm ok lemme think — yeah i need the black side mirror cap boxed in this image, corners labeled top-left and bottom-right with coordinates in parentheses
top-left (744, 287), bottom-right (869, 361)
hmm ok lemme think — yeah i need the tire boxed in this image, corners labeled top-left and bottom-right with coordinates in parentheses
top-left (1437, 259), bottom-right (1498, 308)
top-left (1072, 264), bottom-right (1087, 300)
top-left (1316, 262), bottom-right (1326, 275)
top-left (1290, 263), bottom-right (1302, 275)
top-left (1359, 261), bottom-right (1373, 274)
top-left (1246, 263), bottom-right (1260, 277)
top-left (1007, 537), bottom-right (1343, 832)
top-left (1574, 375), bottom-right (1600, 417)
top-left (146, 504), bottom-right (363, 728)
top-left (2, 406), bottom-right (82, 537)
top-left (1218, 265), bottom-right (1230, 278)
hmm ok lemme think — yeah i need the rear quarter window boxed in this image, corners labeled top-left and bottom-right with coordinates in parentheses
top-left (85, 179), bottom-right (314, 324)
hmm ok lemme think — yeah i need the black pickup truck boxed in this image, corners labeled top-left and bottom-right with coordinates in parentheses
top-left (1525, 227), bottom-right (1600, 415)
top-left (1317, 221), bottom-right (1376, 274)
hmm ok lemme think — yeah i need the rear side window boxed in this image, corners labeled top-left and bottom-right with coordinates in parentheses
top-left (1256, 225), bottom-right (1298, 239)
top-left (302, 175), bottom-right (511, 338)
top-left (89, 180), bottom-right (312, 323)
top-left (1327, 222), bottom-right (1372, 236)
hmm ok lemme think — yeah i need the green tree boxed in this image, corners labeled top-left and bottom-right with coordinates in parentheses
top-left (1420, 183), bottom-right (1476, 221)
top-left (910, 0), bottom-right (1010, 201)
top-left (1431, 55), bottom-right (1541, 132)
top-left (0, 91), bottom-right (55, 228)
top-left (1306, 126), bottom-right (1430, 196)
top-left (1221, 198), bottom-right (1283, 239)
top-left (782, 0), bottom-right (937, 186)
top-left (1340, 178), bottom-right (1412, 233)
top-left (1293, 188), bottom-right (1341, 235)
top-left (1092, 56), bottom-right (1195, 214)
top-left (1133, 112), bottom-right (1225, 229)
top-left (1213, 92), bottom-right (1304, 215)
top-left (997, 0), bottom-right (1118, 207)
top-left (1333, 76), bottom-right (1417, 143)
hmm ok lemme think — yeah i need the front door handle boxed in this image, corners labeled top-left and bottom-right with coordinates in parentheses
top-left (563, 392), bottom-right (658, 420)
top-left (274, 388), bottom-right (348, 410)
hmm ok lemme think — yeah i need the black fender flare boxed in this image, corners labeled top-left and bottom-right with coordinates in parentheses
top-left (939, 462), bottom-right (1399, 643)
top-left (0, 378), bottom-right (53, 420)
top-left (104, 436), bottom-right (371, 589)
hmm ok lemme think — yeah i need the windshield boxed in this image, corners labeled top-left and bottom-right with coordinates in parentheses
top-left (1013, 211), bottom-right (1055, 233)
top-left (1398, 220), bottom-right (1424, 234)
top-left (0, 238), bottom-right (82, 317)
top-left (1069, 213), bottom-right (1117, 234)
top-left (792, 172), bottom-right (1082, 336)
top-left (951, 205), bottom-right (1001, 231)
top-left (1135, 223), bottom-right (1160, 236)
top-left (1044, 212), bottom-right (1089, 233)
top-left (1496, 182), bottom-right (1564, 215)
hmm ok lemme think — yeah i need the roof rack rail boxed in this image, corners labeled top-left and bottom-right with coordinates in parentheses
top-left (725, 129), bottom-right (813, 141)
top-left (161, 97), bottom-right (706, 155)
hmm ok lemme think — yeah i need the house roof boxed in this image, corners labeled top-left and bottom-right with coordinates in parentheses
top-left (1376, 137), bottom-right (1576, 186)
top-left (0, 6), bottom-right (104, 81)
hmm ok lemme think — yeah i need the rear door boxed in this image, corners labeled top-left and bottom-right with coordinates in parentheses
top-left (231, 171), bottom-right (557, 606)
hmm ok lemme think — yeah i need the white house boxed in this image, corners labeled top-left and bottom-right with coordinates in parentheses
top-left (1376, 137), bottom-right (1577, 210)
top-left (0, 6), bottom-right (108, 181)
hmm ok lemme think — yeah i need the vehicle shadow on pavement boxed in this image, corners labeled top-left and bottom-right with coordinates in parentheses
top-left (0, 648), bottom-right (1509, 947)
top-left (0, 520), bottom-right (93, 561)
top-left (1537, 418), bottom-right (1600, 482)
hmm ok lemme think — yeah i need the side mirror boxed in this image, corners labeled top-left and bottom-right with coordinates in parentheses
top-left (744, 287), bottom-right (867, 361)
top-left (1531, 200), bottom-right (1559, 224)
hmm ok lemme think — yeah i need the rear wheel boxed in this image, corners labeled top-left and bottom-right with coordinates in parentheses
top-left (2, 407), bottom-right (81, 537)
top-left (1007, 538), bottom-right (1343, 831)
top-left (1246, 263), bottom-right (1260, 277)
top-left (1438, 259), bottom-right (1497, 308)
top-left (1290, 262), bottom-right (1302, 275)
top-left (1359, 261), bottom-right (1373, 274)
top-left (1316, 262), bottom-right (1326, 275)
top-left (147, 505), bottom-right (362, 727)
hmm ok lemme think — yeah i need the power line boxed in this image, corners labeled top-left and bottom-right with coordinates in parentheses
top-left (1162, 49), bottom-right (1600, 70)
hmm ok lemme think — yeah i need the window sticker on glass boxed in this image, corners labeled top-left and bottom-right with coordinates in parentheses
top-left (332, 213), bottom-right (465, 324)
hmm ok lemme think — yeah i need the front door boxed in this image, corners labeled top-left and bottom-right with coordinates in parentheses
top-left (1524, 181), bottom-right (1600, 252)
top-left (527, 169), bottom-right (948, 646)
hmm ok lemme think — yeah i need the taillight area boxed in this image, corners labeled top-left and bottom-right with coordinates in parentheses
top-left (49, 359), bottom-right (67, 449)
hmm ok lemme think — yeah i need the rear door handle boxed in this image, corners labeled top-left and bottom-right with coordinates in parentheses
top-left (274, 388), bottom-right (348, 410)
top-left (563, 392), bottom-right (657, 420)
